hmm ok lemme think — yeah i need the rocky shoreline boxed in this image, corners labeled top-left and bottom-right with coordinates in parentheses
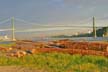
top-left (0, 39), bottom-right (108, 58)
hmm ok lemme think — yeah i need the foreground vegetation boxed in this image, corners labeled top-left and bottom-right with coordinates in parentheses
top-left (0, 43), bottom-right (15, 47)
top-left (0, 53), bottom-right (108, 72)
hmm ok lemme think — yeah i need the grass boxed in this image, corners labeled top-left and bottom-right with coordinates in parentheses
top-left (0, 53), bottom-right (108, 72)
top-left (0, 43), bottom-right (16, 47)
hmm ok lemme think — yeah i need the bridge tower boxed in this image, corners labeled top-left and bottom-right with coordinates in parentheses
top-left (93, 17), bottom-right (97, 38)
top-left (11, 17), bottom-right (16, 41)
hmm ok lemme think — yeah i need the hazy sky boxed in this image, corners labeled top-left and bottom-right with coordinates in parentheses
top-left (0, 0), bottom-right (108, 25)
top-left (0, 0), bottom-right (108, 38)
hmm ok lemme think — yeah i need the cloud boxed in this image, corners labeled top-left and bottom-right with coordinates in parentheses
top-left (0, 29), bottom-right (12, 31)
top-left (50, 0), bottom-right (64, 3)
top-left (15, 27), bottom-right (88, 32)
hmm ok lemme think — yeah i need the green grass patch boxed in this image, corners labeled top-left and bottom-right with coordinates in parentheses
top-left (0, 53), bottom-right (108, 72)
top-left (0, 43), bottom-right (16, 47)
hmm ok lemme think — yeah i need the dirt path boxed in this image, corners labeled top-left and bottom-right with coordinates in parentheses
top-left (0, 66), bottom-right (44, 72)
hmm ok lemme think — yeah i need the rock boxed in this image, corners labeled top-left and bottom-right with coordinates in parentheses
top-left (7, 50), bottom-right (27, 58)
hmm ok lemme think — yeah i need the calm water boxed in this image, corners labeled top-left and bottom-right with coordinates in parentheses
top-left (0, 41), bottom-right (14, 44)
top-left (33, 37), bottom-right (108, 42)
top-left (0, 37), bottom-right (108, 44)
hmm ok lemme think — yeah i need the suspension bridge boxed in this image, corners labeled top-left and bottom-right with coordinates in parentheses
top-left (0, 17), bottom-right (108, 41)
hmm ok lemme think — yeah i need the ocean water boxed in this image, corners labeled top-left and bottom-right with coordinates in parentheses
top-left (0, 37), bottom-right (108, 44)
top-left (33, 37), bottom-right (108, 42)
top-left (0, 41), bottom-right (14, 44)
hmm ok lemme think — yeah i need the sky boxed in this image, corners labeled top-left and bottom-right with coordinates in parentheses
top-left (0, 0), bottom-right (108, 25)
top-left (0, 0), bottom-right (108, 39)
